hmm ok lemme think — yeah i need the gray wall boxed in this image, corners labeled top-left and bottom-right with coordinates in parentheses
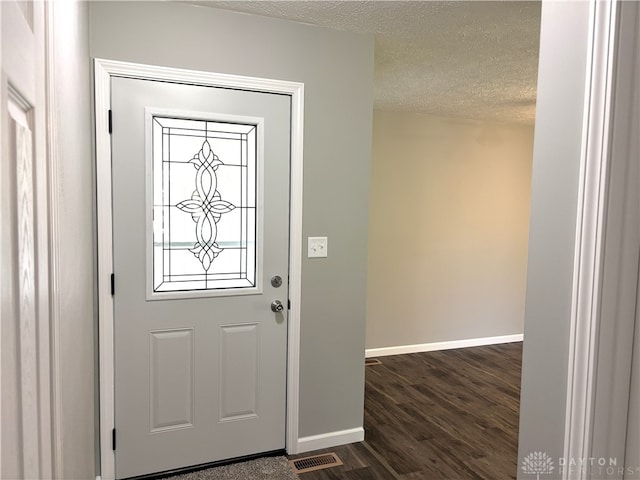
top-left (621, 2), bottom-right (640, 474)
top-left (50, 1), bottom-right (96, 478)
top-left (367, 111), bottom-right (532, 350)
top-left (517, 0), bottom-right (591, 471)
top-left (627, 311), bottom-right (640, 477)
top-left (89, 1), bottom-right (374, 441)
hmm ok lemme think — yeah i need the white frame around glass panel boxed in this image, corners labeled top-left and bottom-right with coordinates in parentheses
top-left (145, 108), bottom-right (265, 301)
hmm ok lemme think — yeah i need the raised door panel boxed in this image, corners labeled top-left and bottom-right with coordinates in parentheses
top-left (219, 323), bottom-right (259, 421)
top-left (150, 329), bottom-right (195, 432)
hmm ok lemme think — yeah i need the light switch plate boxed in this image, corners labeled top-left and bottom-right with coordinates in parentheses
top-left (308, 237), bottom-right (328, 258)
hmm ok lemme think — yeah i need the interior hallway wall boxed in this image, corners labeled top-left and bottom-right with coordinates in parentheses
top-left (517, 1), bottom-right (592, 468)
top-left (627, 304), bottom-right (640, 476)
top-left (49, 1), bottom-right (96, 478)
top-left (624, 0), bottom-right (640, 466)
top-left (89, 1), bottom-right (374, 443)
top-left (519, 0), bottom-right (640, 470)
top-left (366, 111), bottom-right (533, 350)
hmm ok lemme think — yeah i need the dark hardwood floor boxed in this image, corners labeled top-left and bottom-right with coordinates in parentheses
top-left (289, 342), bottom-right (522, 480)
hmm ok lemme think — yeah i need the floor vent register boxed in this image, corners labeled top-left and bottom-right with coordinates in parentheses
top-left (289, 452), bottom-right (343, 474)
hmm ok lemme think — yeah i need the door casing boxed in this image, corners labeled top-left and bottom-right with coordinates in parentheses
top-left (94, 58), bottom-right (304, 480)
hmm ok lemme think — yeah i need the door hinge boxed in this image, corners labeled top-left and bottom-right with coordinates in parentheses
top-left (288, 299), bottom-right (291, 310)
top-left (112, 428), bottom-right (116, 451)
top-left (108, 110), bottom-right (113, 134)
top-left (110, 273), bottom-right (115, 296)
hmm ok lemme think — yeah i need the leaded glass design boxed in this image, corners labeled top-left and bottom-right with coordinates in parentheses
top-left (152, 116), bottom-right (257, 293)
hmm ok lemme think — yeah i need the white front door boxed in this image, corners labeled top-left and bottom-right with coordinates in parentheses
top-left (111, 76), bottom-right (291, 479)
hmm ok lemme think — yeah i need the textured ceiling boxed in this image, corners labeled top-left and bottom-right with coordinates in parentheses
top-left (197, 1), bottom-right (541, 125)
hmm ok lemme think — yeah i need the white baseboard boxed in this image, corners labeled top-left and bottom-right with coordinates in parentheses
top-left (295, 427), bottom-right (365, 454)
top-left (365, 333), bottom-right (524, 358)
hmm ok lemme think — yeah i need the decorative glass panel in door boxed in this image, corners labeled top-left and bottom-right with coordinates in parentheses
top-left (148, 113), bottom-right (263, 298)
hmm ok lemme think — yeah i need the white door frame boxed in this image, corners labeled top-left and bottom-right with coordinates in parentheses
top-left (94, 58), bottom-right (304, 480)
top-left (562, 0), bottom-right (640, 476)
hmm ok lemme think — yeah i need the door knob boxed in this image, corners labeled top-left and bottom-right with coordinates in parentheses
top-left (271, 300), bottom-right (284, 313)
